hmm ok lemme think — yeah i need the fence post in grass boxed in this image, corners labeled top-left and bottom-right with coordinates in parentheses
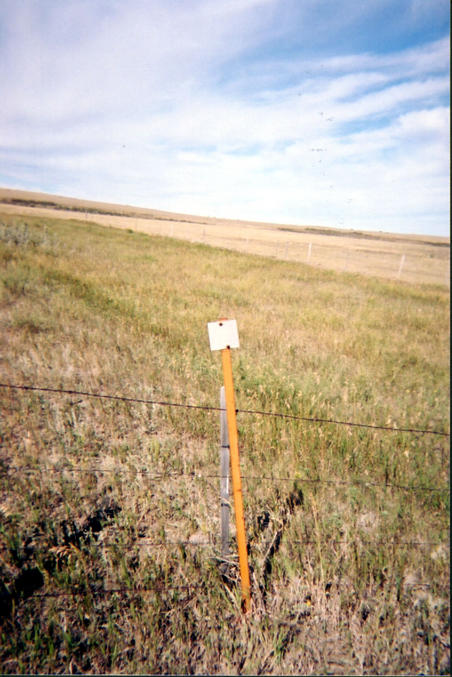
top-left (307, 242), bottom-right (312, 262)
top-left (397, 254), bottom-right (406, 279)
top-left (220, 386), bottom-right (230, 569)
top-left (207, 319), bottom-right (251, 613)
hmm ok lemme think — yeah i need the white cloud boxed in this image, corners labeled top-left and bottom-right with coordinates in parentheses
top-left (0, 0), bottom-right (449, 235)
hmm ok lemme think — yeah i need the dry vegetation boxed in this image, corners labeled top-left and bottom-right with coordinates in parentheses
top-left (0, 187), bottom-right (449, 287)
top-left (0, 210), bottom-right (450, 674)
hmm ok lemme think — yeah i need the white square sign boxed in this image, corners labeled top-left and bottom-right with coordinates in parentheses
top-left (207, 319), bottom-right (240, 351)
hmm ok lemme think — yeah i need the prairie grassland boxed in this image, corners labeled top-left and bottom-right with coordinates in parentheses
top-left (0, 187), bottom-right (449, 287)
top-left (0, 213), bottom-right (449, 674)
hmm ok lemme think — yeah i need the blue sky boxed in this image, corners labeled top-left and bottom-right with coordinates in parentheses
top-left (0, 0), bottom-right (449, 236)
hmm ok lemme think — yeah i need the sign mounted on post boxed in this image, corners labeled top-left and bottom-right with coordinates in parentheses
top-left (207, 318), bottom-right (251, 613)
top-left (207, 319), bottom-right (240, 352)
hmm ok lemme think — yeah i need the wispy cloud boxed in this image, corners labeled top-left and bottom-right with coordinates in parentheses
top-left (0, 0), bottom-right (449, 235)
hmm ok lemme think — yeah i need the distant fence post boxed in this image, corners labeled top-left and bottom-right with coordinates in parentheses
top-left (220, 386), bottom-right (230, 567)
top-left (307, 242), bottom-right (312, 262)
top-left (397, 254), bottom-right (406, 279)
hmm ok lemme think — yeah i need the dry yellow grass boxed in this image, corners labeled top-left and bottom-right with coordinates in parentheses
top-left (0, 210), bottom-right (449, 674)
top-left (0, 187), bottom-right (449, 287)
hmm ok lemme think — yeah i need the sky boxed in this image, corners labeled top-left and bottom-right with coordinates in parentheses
top-left (0, 0), bottom-right (449, 236)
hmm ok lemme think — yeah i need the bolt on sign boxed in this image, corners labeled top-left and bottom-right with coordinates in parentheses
top-left (207, 319), bottom-right (240, 351)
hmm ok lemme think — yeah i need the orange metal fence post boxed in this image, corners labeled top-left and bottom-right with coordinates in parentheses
top-left (207, 319), bottom-right (251, 613)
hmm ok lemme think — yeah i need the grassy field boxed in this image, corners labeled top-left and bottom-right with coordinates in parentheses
top-left (0, 187), bottom-right (449, 287)
top-left (0, 211), bottom-right (449, 674)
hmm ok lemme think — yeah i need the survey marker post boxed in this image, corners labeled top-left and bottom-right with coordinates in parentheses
top-left (207, 319), bottom-right (251, 613)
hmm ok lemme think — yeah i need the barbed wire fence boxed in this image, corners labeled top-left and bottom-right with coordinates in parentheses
top-left (0, 380), bottom-right (449, 606)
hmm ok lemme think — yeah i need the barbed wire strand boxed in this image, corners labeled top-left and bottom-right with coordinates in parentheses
top-left (99, 538), bottom-right (446, 548)
top-left (3, 464), bottom-right (448, 494)
top-left (14, 536), bottom-right (443, 550)
top-left (27, 584), bottom-right (196, 597)
top-left (287, 539), bottom-right (448, 548)
top-left (12, 536), bottom-right (448, 608)
top-left (12, 536), bottom-right (448, 606)
top-left (14, 585), bottom-right (199, 608)
top-left (238, 405), bottom-right (450, 437)
top-left (0, 382), bottom-right (449, 437)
